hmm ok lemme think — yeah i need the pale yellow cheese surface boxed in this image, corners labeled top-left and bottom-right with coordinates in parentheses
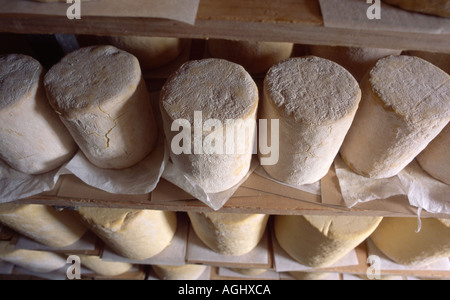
top-left (153, 264), bottom-right (207, 280)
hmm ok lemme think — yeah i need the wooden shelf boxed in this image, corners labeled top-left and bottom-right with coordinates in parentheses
top-left (0, 0), bottom-right (449, 53)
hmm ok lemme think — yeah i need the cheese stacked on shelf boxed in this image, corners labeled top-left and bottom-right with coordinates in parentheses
top-left (44, 46), bottom-right (158, 170)
top-left (78, 255), bottom-right (133, 277)
top-left (260, 57), bottom-right (361, 186)
top-left (99, 36), bottom-right (187, 70)
top-left (0, 203), bottom-right (87, 248)
top-left (0, 54), bottom-right (77, 174)
top-left (407, 51), bottom-right (450, 74)
top-left (370, 218), bottom-right (450, 266)
top-left (275, 215), bottom-right (383, 268)
top-left (208, 39), bottom-right (294, 74)
top-left (160, 59), bottom-right (258, 193)
top-left (382, 0), bottom-right (450, 18)
top-left (188, 212), bottom-right (269, 256)
top-left (309, 45), bottom-right (402, 81)
top-left (416, 124), bottom-right (450, 185)
top-left (0, 241), bottom-right (66, 273)
top-left (77, 207), bottom-right (177, 260)
top-left (340, 55), bottom-right (450, 179)
top-left (152, 264), bottom-right (207, 280)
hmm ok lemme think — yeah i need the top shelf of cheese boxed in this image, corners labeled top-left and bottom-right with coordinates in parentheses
top-left (0, 0), bottom-right (449, 53)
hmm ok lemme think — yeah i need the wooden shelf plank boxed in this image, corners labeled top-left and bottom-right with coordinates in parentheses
top-left (0, 0), bottom-right (448, 52)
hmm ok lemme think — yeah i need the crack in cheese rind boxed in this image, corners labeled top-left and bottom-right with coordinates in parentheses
top-left (44, 46), bottom-right (157, 169)
top-left (0, 54), bottom-right (77, 174)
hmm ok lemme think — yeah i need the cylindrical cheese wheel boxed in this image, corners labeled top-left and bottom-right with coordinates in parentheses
top-left (230, 268), bottom-right (267, 276)
top-left (260, 57), bottom-right (361, 185)
top-left (289, 271), bottom-right (331, 280)
top-left (78, 255), bottom-right (133, 277)
top-left (370, 218), bottom-right (450, 266)
top-left (416, 124), bottom-right (450, 185)
top-left (44, 46), bottom-right (158, 169)
top-left (0, 203), bottom-right (87, 248)
top-left (274, 215), bottom-right (382, 268)
top-left (78, 207), bottom-right (177, 260)
top-left (309, 45), bottom-right (402, 81)
top-left (188, 212), bottom-right (269, 256)
top-left (0, 242), bottom-right (66, 273)
top-left (208, 39), bottom-right (294, 74)
top-left (98, 36), bottom-right (187, 70)
top-left (153, 264), bottom-right (207, 280)
top-left (407, 51), bottom-right (450, 74)
top-left (382, 0), bottom-right (450, 18)
top-left (340, 56), bottom-right (450, 179)
top-left (160, 59), bottom-right (259, 193)
top-left (0, 54), bottom-right (77, 174)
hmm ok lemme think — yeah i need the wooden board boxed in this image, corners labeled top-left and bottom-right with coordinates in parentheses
top-left (0, 0), bottom-right (448, 52)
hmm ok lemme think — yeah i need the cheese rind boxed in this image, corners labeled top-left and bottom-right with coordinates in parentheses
top-left (260, 57), bottom-right (361, 185)
top-left (78, 255), bottom-right (133, 277)
top-left (188, 212), bottom-right (269, 256)
top-left (0, 203), bottom-right (87, 248)
top-left (340, 55), bottom-right (450, 179)
top-left (160, 59), bottom-right (258, 193)
top-left (309, 45), bottom-right (402, 81)
top-left (0, 242), bottom-right (66, 273)
top-left (153, 264), bottom-right (207, 280)
top-left (99, 36), bottom-right (187, 70)
top-left (78, 207), bottom-right (177, 260)
top-left (44, 46), bottom-right (157, 169)
top-left (208, 39), bottom-right (294, 74)
top-left (370, 218), bottom-right (450, 266)
top-left (416, 124), bottom-right (450, 185)
top-left (0, 54), bottom-right (77, 174)
top-left (275, 215), bottom-right (382, 268)
top-left (382, 0), bottom-right (450, 18)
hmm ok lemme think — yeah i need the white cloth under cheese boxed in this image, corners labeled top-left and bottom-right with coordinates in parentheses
top-left (416, 124), bottom-right (450, 185)
top-left (260, 56), bottom-right (361, 186)
top-left (370, 217), bottom-right (450, 266)
top-left (0, 242), bottom-right (66, 273)
top-left (275, 215), bottom-right (382, 268)
top-left (340, 55), bottom-right (450, 179)
top-left (160, 59), bottom-right (258, 193)
top-left (99, 36), bottom-right (187, 70)
top-left (0, 54), bottom-right (77, 174)
top-left (0, 203), bottom-right (87, 248)
top-left (188, 212), bottom-right (269, 256)
top-left (77, 207), bottom-right (177, 260)
top-left (309, 45), bottom-right (402, 81)
top-left (78, 254), bottom-right (133, 277)
top-left (153, 264), bottom-right (207, 280)
top-left (208, 39), bottom-right (294, 74)
top-left (44, 46), bottom-right (158, 169)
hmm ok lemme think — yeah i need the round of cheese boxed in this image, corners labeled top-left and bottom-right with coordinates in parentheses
top-left (340, 55), bottom-right (450, 179)
top-left (309, 45), bottom-right (402, 81)
top-left (77, 207), bottom-right (177, 260)
top-left (208, 39), bottom-right (294, 74)
top-left (274, 215), bottom-right (383, 268)
top-left (188, 212), bottom-right (269, 256)
top-left (382, 0), bottom-right (450, 18)
top-left (100, 36), bottom-right (186, 70)
top-left (289, 271), bottom-right (331, 280)
top-left (153, 264), bottom-right (207, 280)
top-left (416, 124), bottom-right (450, 185)
top-left (44, 45), bottom-right (158, 169)
top-left (0, 203), bottom-right (87, 248)
top-left (78, 255), bottom-right (133, 277)
top-left (260, 57), bottom-right (361, 186)
top-left (407, 51), bottom-right (450, 74)
top-left (0, 242), bottom-right (66, 273)
top-left (370, 218), bottom-right (450, 266)
top-left (0, 54), bottom-right (77, 174)
top-left (230, 268), bottom-right (267, 276)
top-left (160, 59), bottom-right (258, 193)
